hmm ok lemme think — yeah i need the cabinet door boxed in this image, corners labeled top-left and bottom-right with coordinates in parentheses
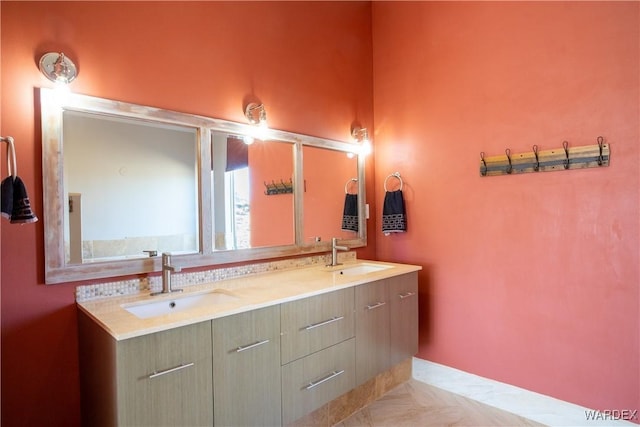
top-left (281, 287), bottom-right (355, 364)
top-left (281, 338), bottom-right (355, 425)
top-left (213, 305), bottom-right (281, 427)
top-left (355, 279), bottom-right (390, 386)
top-left (389, 272), bottom-right (419, 365)
top-left (116, 321), bottom-right (213, 427)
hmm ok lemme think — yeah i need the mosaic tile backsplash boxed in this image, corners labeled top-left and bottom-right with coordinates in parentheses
top-left (75, 252), bottom-right (356, 302)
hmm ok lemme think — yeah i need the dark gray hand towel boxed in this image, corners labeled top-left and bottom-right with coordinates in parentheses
top-left (382, 190), bottom-right (406, 235)
top-left (1, 176), bottom-right (14, 220)
top-left (3, 176), bottom-right (38, 224)
top-left (341, 193), bottom-right (358, 232)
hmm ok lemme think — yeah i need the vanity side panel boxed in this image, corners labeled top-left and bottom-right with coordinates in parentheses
top-left (78, 310), bottom-right (118, 427)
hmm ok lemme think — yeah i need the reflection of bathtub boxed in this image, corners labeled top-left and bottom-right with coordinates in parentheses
top-left (82, 250), bottom-right (197, 264)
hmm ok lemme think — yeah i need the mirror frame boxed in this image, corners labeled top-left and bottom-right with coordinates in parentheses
top-left (41, 88), bottom-right (366, 284)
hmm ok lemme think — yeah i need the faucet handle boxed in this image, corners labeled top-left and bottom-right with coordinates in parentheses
top-left (143, 250), bottom-right (158, 257)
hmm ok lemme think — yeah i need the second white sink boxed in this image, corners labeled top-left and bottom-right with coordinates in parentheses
top-left (333, 263), bottom-right (392, 276)
top-left (123, 290), bottom-right (240, 319)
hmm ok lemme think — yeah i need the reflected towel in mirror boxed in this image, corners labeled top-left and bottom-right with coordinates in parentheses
top-left (341, 193), bottom-right (358, 232)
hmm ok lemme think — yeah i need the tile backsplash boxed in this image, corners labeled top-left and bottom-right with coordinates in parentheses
top-left (75, 251), bottom-right (356, 302)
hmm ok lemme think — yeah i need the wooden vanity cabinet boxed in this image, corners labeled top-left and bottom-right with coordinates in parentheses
top-left (212, 305), bottom-right (282, 427)
top-left (78, 312), bottom-right (213, 427)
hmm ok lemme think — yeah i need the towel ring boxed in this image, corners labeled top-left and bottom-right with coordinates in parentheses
top-left (384, 172), bottom-right (403, 192)
top-left (344, 178), bottom-right (358, 195)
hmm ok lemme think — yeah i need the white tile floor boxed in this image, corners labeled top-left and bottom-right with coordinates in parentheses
top-left (412, 358), bottom-right (637, 427)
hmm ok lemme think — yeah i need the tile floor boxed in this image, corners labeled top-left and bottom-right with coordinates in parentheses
top-left (335, 359), bottom-right (637, 427)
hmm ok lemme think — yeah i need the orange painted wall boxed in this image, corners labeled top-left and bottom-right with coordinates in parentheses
top-left (372, 1), bottom-right (639, 413)
top-left (0, 2), bottom-right (374, 425)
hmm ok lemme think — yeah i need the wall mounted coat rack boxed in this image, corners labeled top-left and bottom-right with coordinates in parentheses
top-left (264, 179), bottom-right (293, 195)
top-left (480, 137), bottom-right (610, 177)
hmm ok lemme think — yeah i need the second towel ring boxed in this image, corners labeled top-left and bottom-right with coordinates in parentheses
top-left (384, 172), bottom-right (403, 192)
top-left (344, 178), bottom-right (358, 194)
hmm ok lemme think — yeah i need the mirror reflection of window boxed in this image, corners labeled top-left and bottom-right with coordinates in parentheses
top-left (212, 133), bottom-right (295, 250)
top-left (62, 111), bottom-right (199, 263)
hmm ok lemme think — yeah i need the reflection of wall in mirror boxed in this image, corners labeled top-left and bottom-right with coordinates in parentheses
top-left (249, 141), bottom-right (295, 247)
top-left (303, 146), bottom-right (358, 243)
top-left (63, 112), bottom-right (199, 261)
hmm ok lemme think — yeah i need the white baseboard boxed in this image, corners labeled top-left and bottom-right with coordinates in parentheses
top-left (412, 358), bottom-right (637, 426)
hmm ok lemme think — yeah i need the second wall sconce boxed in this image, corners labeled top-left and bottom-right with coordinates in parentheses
top-left (244, 103), bottom-right (267, 127)
top-left (243, 102), bottom-right (269, 145)
top-left (351, 125), bottom-right (372, 156)
top-left (39, 52), bottom-right (78, 84)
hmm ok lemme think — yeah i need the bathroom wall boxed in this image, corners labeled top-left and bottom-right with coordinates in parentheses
top-left (0, 2), bottom-right (374, 425)
top-left (372, 1), bottom-right (639, 414)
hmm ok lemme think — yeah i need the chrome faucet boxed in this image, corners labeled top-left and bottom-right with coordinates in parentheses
top-left (329, 237), bottom-right (349, 267)
top-left (152, 253), bottom-right (183, 295)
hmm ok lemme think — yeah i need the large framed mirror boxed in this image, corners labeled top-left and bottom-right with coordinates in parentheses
top-left (41, 88), bottom-right (366, 284)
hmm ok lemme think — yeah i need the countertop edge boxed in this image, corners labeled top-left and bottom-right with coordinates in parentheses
top-left (77, 260), bottom-right (422, 341)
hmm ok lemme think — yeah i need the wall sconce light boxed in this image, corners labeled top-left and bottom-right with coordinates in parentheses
top-left (244, 103), bottom-right (267, 127)
top-left (351, 125), bottom-right (372, 156)
top-left (39, 52), bottom-right (78, 84)
top-left (243, 103), bottom-right (269, 144)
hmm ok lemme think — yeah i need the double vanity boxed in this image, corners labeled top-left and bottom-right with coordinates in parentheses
top-left (77, 260), bottom-right (421, 426)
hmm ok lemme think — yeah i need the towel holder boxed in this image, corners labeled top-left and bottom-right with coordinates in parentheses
top-left (344, 178), bottom-right (358, 194)
top-left (384, 172), bottom-right (403, 192)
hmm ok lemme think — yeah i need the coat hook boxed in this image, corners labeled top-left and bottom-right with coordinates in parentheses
top-left (480, 152), bottom-right (487, 176)
top-left (597, 136), bottom-right (604, 166)
top-left (505, 148), bottom-right (512, 174)
top-left (532, 145), bottom-right (540, 172)
top-left (563, 141), bottom-right (570, 169)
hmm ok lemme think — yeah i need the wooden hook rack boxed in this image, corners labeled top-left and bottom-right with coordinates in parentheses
top-left (480, 137), bottom-right (610, 177)
top-left (264, 179), bottom-right (293, 195)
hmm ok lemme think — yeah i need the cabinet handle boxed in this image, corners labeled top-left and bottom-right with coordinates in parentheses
top-left (148, 362), bottom-right (194, 379)
top-left (304, 316), bottom-right (345, 331)
top-left (398, 292), bottom-right (416, 299)
top-left (236, 339), bottom-right (270, 353)
top-left (366, 301), bottom-right (386, 310)
top-left (303, 370), bottom-right (345, 390)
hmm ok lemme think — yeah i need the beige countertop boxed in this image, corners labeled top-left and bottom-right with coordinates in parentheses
top-left (77, 259), bottom-right (422, 340)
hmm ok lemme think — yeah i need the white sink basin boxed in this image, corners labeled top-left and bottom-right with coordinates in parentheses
top-left (123, 290), bottom-right (240, 319)
top-left (333, 263), bottom-right (392, 276)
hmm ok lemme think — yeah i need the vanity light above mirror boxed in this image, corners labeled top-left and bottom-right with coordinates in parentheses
top-left (40, 88), bottom-right (368, 284)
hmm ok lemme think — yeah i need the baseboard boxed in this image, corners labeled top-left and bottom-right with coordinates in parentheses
top-left (412, 358), bottom-right (637, 426)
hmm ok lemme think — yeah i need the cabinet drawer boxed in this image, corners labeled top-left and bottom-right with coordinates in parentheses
top-left (116, 321), bottom-right (213, 426)
top-left (213, 305), bottom-right (281, 427)
top-left (281, 288), bottom-right (354, 364)
top-left (389, 273), bottom-right (419, 366)
top-left (281, 338), bottom-right (355, 425)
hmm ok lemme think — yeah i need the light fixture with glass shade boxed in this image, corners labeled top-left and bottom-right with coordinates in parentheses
top-left (351, 125), bottom-right (372, 156)
top-left (39, 52), bottom-right (78, 84)
top-left (243, 102), bottom-right (269, 144)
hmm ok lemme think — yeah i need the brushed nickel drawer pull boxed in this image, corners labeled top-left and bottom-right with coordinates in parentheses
top-left (236, 339), bottom-right (270, 353)
top-left (148, 362), bottom-right (194, 379)
top-left (366, 301), bottom-right (386, 310)
top-left (398, 292), bottom-right (416, 299)
top-left (304, 316), bottom-right (345, 331)
top-left (304, 369), bottom-right (345, 390)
